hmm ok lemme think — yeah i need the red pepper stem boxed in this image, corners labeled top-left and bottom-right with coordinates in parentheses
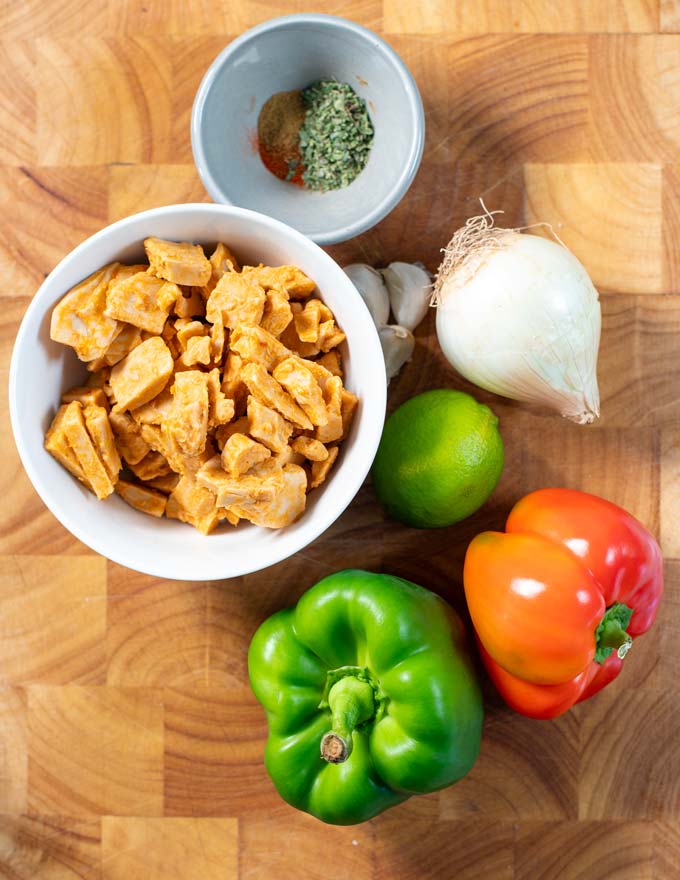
top-left (594, 602), bottom-right (634, 663)
top-left (598, 621), bottom-right (632, 651)
top-left (320, 676), bottom-right (375, 764)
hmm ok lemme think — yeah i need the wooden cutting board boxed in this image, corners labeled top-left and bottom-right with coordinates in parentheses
top-left (1, 1), bottom-right (679, 877)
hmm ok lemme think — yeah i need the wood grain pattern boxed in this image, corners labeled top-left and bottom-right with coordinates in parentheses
top-left (514, 822), bottom-right (655, 880)
top-left (36, 40), bottom-right (173, 166)
top-left (1, 0), bottom-right (680, 877)
top-left (660, 0), bottom-right (680, 30)
top-left (588, 35), bottom-right (680, 163)
top-left (524, 163), bottom-right (664, 294)
top-left (0, 816), bottom-right (100, 880)
top-left (0, 557), bottom-right (106, 685)
top-left (102, 817), bottom-right (238, 879)
top-left (27, 687), bottom-right (164, 816)
top-left (108, 166), bottom-right (210, 223)
top-left (383, 0), bottom-right (659, 34)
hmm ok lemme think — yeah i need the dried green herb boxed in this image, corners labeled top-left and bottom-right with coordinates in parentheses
top-left (298, 80), bottom-right (374, 192)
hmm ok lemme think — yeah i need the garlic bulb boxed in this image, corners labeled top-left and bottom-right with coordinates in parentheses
top-left (343, 264), bottom-right (390, 326)
top-left (381, 262), bottom-right (431, 331)
top-left (433, 218), bottom-right (601, 424)
top-left (379, 325), bottom-right (415, 383)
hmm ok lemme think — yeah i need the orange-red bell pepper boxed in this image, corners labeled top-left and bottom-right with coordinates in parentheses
top-left (464, 488), bottom-right (663, 719)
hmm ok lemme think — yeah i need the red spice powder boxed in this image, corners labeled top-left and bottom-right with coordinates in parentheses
top-left (258, 141), bottom-right (304, 186)
top-left (255, 90), bottom-right (306, 187)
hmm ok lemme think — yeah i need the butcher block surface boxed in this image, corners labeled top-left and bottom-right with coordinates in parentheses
top-left (2, 0), bottom-right (680, 877)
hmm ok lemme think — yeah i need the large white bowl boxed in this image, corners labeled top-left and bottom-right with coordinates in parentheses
top-left (9, 204), bottom-right (386, 581)
top-left (191, 14), bottom-right (425, 245)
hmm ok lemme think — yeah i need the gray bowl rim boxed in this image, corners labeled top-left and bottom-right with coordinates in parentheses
top-left (190, 12), bottom-right (426, 245)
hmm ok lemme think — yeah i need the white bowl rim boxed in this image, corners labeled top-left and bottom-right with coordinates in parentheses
top-left (190, 13), bottom-right (426, 246)
top-left (8, 202), bottom-right (387, 581)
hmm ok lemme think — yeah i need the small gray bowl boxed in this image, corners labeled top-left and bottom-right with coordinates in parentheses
top-left (191, 14), bottom-right (425, 245)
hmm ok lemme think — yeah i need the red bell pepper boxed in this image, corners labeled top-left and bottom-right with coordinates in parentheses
top-left (464, 488), bottom-right (663, 719)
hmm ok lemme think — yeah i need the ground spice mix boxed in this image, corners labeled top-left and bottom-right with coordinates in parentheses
top-left (257, 89), bottom-right (306, 185)
top-left (255, 80), bottom-right (374, 191)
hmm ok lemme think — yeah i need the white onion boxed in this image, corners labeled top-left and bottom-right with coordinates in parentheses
top-left (433, 219), bottom-right (601, 424)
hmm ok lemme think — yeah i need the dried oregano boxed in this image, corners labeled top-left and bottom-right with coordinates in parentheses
top-left (298, 80), bottom-right (374, 192)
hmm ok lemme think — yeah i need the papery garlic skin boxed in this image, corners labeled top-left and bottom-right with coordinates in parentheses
top-left (378, 324), bottom-right (415, 383)
top-left (435, 232), bottom-right (601, 424)
top-left (382, 262), bottom-right (431, 331)
top-left (343, 264), bottom-right (390, 326)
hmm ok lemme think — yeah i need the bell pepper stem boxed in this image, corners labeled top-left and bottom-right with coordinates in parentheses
top-left (594, 602), bottom-right (634, 663)
top-left (598, 621), bottom-right (632, 651)
top-left (320, 676), bottom-right (375, 764)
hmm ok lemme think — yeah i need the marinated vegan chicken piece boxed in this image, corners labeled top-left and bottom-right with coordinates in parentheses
top-left (144, 236), bottom-right (211, 287)
top-left (130, 387), bottom-right (174, 426)
top-left (317, 318), bottom-right (346, 352)
top-left (230, 324), bottom-right (292, 371)
top-left (183, 334), bottom-right (212, 366)
top-left (167, 473), bottom-right (238, 534)
top-left (99, 323), bottom-right (143, 367)
top-left (206, 369), bottom-right (235, 428)
top-left (175, 319), bottom-right (207, 349)
top-left (316, 375), bottom-right (345, 443)
top-left (61, 386), bottom-right (109, 409)
top-left (173, 286), bottom-right (205, 319)
top-left (50, 263), bottom-right (121, 362)
top-left (163, 371), bottom-right (209, 457)
top-left (241, 264), bottom-right (316, 298)
top-left (310, 445), bottom-right (340, 489)
top-left (105, 271), bottom-right (170, 334)
top-left (145, 472), bottom-right (180, 493)
top-left (272, 357), bottom-right (329, 427)
top-left (197, 458), bottom-right (307, 529)
top-left (156, 280), bottom-right (182, 312)
top-left (82, 404), bottom-right (121, 483)
top-left (142, 423), bottom-right (216, 477)
top-left (279, 303), bottom-right (321, 357)
top-left (247, 397), bottom-right (294, 453)
top-left (261, 289), bottom-right (293, 337)
top-left (316, 350), bottom-right (342, 377)
top-left (340, 387), bottom-right (359, 438)
top-left (229, 463), bottom-right (307, 529)
top-left (116, 479), bottom-right (167, 517)
top-left (292, 436), bottom-right (329, 462)
top-left (222, 433), bottom-right (271, 477)
top-left (127, 451), bottom-right (173, 482)
top-left (221, 351), bottom-right (247, 409)
top-left (109, 411), bottom-right (151, 465)
top-left (215, 416), bottom-right (251, 451)
top-left (241, 362), bottom-right (313, 430)
top-left (44, 237), bottom-right (353, 533)
top-left (44, 404), bottom-right (91, 488)
top-left (109, 336), bottom-right (173, 412)
top-left (209, 242), bottom-right (240, 280)
top-left (210, 318), bottom-right (225, 362)
top-left (294, 298), bottom-right (333, 343)
top-left (207, 272), bottom-right (266, 330)
top-left (59, 401), bottom-right (115, 499)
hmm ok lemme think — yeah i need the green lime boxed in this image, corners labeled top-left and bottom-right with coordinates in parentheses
top-left (371, 389), bottom-right (504, 528)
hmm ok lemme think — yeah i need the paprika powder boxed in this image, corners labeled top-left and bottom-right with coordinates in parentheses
top-left (256, 89), bottom-right (305, 185)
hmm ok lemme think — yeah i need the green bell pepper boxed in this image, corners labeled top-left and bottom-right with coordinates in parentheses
top-left (248, 569), bottom-right (483, 825)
